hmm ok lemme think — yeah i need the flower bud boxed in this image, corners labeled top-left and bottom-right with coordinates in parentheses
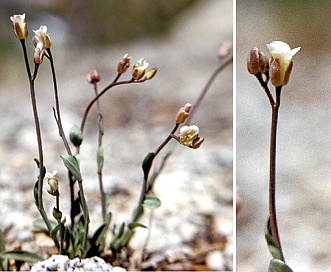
top-left (34, 42), bottom-right (44, 64)
top-left (117, 54), bottom-right (131, 74)
top-left (132, 58), bottom-right (149, 80)
top-left (144, 68), bottom-right (157, 80)
top-left (87, 69), bottom-right (100, 83)
top-left (175, 103), bottom-right (192, 124)
top-left (217, 41), bottom-right (232, 58)
top-left (45, 171), bottom-right (59, 196)
top-left (70, 125), bottom-right (83, 147)
top-left (10, 14), bottom-right (28, 40)
top-left (192, 137), bottom-right (205, 149)
top-left (247, 47), bottom-right (269, 75)
top-left (266, 41), bottom-right (300, 87)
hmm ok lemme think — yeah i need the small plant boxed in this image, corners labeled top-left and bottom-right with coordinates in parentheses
top-left (247, 40), bottom-right (300, 271)
top-left (5, 13), bottom-right (232, 269)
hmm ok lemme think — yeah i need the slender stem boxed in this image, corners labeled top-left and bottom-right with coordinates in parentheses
top-left (154, 124), bottom-right (179, 157)
top-left (93, 82), bottom-right (106, 222)
top-left (80, 78), bottom-right (141, 133)
top-left (19, 40), bottom-right (59, 248)
top-left (186, 56), bottom-right (233, 123)
top-left (46, 48), bottom-right (72, 156)
top-left (269, 86), bottom-right (285, 261)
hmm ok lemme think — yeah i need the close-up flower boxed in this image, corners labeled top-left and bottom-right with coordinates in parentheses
top-left (33, 25), bottom-right (52, 49)
top-left (117, 53), bottom-right (131, 74)
top-left (46, 170), bottom-right (59, 196)
top-left (266, 41), bottom-right (300, 86)
top-left (10, 14), bottom-right (28, 40)
top-left (132, 58), bottom-right (149, 80)
top-left (179, 125), bottom-right (200, 147)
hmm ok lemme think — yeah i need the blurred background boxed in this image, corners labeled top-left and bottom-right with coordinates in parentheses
top-left (0, 0), bottom-right (233, 270)
top-left (237, 1), bottom-right (331, 271)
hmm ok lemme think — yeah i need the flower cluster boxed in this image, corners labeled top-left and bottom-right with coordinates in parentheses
top-left (247, 41), bottom-right (300, 87)
top-left (173, 103), bottom-right (204, 149)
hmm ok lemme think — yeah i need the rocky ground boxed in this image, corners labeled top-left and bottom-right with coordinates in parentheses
top-left (0, 0), bottom-right (233, 270)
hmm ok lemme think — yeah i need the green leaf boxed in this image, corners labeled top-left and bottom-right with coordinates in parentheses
top-left (0, 250), bottom-right (43, 263)
top-left (53, 207), bottom-right (62, 222)
top-left (33, 181), bottom-right (39, 207)
top-left (142, 152), bottom-right (155, 181)
top-left (98, 113), bottom-right (104, 135)
top-left (97, 146), bottom-right (104, 174)
top-left (128, 222), bottom-right (147, 229)
top-left (268, 259), bottom-right (293, 272)
top-left (0, 230), bottom-right (5, 252)
top-left (143, 195), bottom-right (161, 210)
top-left (265, 217), bottom-right (283, 260)
top-left (61, 155), bottom-right (82, 182)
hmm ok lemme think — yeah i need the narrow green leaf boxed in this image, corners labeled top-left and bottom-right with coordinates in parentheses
top-left (97, 146), bottom-right (104, 174)
top-left (143, 195), bottom-right (161, 210)
top-left (61, 155), bottom-right (82, 182)
top-left (98, 113), bottom-right (104, 135)
top-left (33, 181), bottom-right (39, 207)
top-left (142, 152), bottom-right (155, 181)
top-left (265, 217), bottom-right (283, 260)
top-left (268, 259), bottom-right (293, 272)
top-left (128, 222), bottom-right (147, 229)
top-left (53, 207), bottom-right (62, 221)
top-left (0, 250), bottom-right (43, 263)
top-left (0, 229), bottom-right (5, 252)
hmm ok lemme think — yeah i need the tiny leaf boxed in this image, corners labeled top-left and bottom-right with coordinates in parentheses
top-left (128, 222), bottom-right (147, 229)
top-left (143, 195), bottom-right (161, 210)
top-left (265, 217), bottom-right (283, 260)
top-left (61, 155), bottom-right (82, 182)
top-left (142, 152), bottom-right (155, 181)
top-left (0, 250), bottom-right (43, 263)
top-left (98, 113), bottom-right (104, 135)
top-left (268, 259), bottom-right (293, 272)
top-left (97, 146), bottom-right (104, 174)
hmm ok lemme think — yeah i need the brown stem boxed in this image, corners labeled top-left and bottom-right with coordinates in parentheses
top-left (269, 86), bottom-right (285, 261)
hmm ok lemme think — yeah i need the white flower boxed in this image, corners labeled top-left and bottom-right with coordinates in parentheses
top-left (33, 25), bottom-right (51, 49)
top-left (45, 170), bottom-right (58, 180)
top-left (266, 41), bottom-right (300, 86)
top-left (10, 14), bottom-right (28, 40)
top-left (132, 58), bottom-right (149, 80)
top-left (179, 125), bottom-right (199, 146)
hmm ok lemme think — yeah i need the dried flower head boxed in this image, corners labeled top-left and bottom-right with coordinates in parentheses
top-left (10, 14), bottom-right (28, 40)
